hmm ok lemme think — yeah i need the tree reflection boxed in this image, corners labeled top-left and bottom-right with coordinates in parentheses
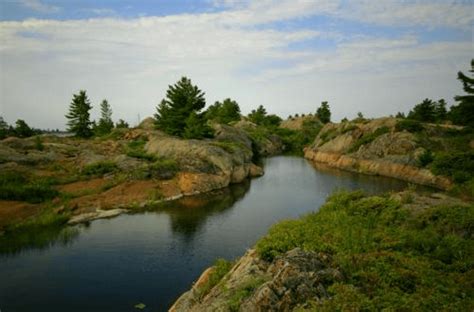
top-left (153, 179), bottom-right (251, 238)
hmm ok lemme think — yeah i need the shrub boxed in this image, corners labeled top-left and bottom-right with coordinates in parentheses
top-left (255, 191), bottom-right (473, 310)
top-left (0, 171), bottom-right (59, 203)
top-left (431, 151), bottom-right (474, 183)
top-left (126, 140), bottom-right (157, 162)
top-left (417, 149), bottom-right (434, 167)
top-left (196, 258), bottom-right (233, 300)
top-left (82, 161), bottom-right (118, 176)
top-left (396, 119), bottom-right (424, 133)
top-left (348, 126), bottom-right (390, 153)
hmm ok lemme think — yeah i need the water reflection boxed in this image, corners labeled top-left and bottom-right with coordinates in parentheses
top-left (151, 179), bottom-right (250, 238)
top-left (0, 226), bottom-right (79, 257)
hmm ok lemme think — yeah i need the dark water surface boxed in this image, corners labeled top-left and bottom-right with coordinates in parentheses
top-left (0, 157), bottom-right (410, 311)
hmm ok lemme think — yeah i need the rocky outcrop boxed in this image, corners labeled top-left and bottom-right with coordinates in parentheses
top-left (304, 149), bottom-right (452, 190)
top-left (145, 125), bottom-right (263, 196)
top-left (304, 117), bottom-right (453, 190)
top-left (171, 248), bottom-right (339, 312)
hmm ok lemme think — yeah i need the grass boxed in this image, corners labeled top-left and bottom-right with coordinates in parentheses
top-left (196, 258), bottom-right (233, 300)
top-left (0, 171), bottom-right (59, 203)
top-left (255, 191), bottom-right (474, 311)
top-left (125, 139), bottom-right (157, 161)
top-left (227, 277), bottom-right (266, 311)
top-left (82, 161), bottom-right (118, 176)
top-left (348, 126), bottom-right (390, 153)
top-left (396, 119), bottom-right (424, 133)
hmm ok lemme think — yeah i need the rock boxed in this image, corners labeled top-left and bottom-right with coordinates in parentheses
top-left (67, 208), bottom-right (127, 225)
top-left (170, 248), bottom-right (339, 312)
top-left (249, 164), bottom-right (264, 177)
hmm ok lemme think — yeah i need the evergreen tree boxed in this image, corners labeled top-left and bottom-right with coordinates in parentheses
top-left (396, 112), bottom-right (406, 119)
top-left (183, 111), bottom-right (213, 139)
top-left (408, 98), bottom-right (436, 122)
top-left (449, 59), bottom-right (474, 127)
top-left (116, 119), bottom-right (129, 128)
top-left (15, 119), bottom-right (34, 138)
top-left (316, 101), bottom-right (331, 123)
top-left (248, 105), bottom-right (267, 125)
top-left (434, 99), bottom-right (447, 122)
top-left (66, 90), bottom-right (93, 138)
top-left (0, 116), bottom-right (9, 139)
top-left (205, 98), bottom-right (241, 124)
top-left (95, 99), bottom-right (114, 136)
top-left (155, 77), bottom-right (207, 137)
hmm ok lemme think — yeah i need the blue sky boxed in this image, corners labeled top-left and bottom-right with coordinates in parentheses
top-left (0, 0), bottom-right (472, 129)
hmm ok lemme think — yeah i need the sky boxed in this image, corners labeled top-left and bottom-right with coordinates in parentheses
top-left (0, 0), bottom-right (472, 130)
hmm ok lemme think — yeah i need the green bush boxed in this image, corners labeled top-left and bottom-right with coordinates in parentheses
top-left (255, 191), bottom-right (474, 310)
top-left (0, 171), bottom-right (59, 203)
top-left (348, 126), bottom-right (390, 153)
top-left (396, 119), bottom-right (424, 133)
top-left (125, 140), bottom-right (157, 161)
top-left (431, 151), bottom-right (474, 183)
top-left (82, 161), bottom-right (118, 176)
top-left (196, 258), bottom-right (233, 300)
top-left (417, 149), bottom-right (434, 167)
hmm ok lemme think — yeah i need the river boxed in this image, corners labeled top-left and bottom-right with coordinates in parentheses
top-left (0, 156), bottom-right (410, 311)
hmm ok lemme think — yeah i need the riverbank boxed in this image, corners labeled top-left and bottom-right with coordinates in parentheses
top-left (171, 190), bottom-right (473, 311)
top-left (0, 121), bottom-right (281, 232)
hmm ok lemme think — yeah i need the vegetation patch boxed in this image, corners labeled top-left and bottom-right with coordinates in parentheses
top-left (196, 258), bottom-right (233, 300)
top-left (126, 139), bottom-right (157, 162)
top-left (348, 126), bottom-right (390, 153)
top-left (0, 171), bottom-right (59, 203)
top-left (227, 277), bottom-right (266, 312)
top-left (396, 119), bottom-right (424, 133)
top-left (82, 161), bottom-right (118, 176)
top-left (256, 191), bottom-right (473, 311)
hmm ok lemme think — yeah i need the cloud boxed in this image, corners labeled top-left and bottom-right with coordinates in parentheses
top-left (339, 0), bottom-right (473, 30)
top-left (0, 1), bottom-right (471, 129)
top-left (19, 0), bottom-right (60, 14)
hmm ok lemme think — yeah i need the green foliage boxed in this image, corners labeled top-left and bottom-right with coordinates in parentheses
top-left (275, 119), bottom-right (322, 155)
top-left (14, 119), bottom-right (35, 138)
top-left (115, 119), bottom-right (129, 128)
top-left (316, 101), bottom-right (331, 124)
top-left (125, 140), bottom-right (157, 161)
top-left (417, 149), bottom-right (434, 167)
top-left (256, 191), bottom-right (474, 310)
top-left (450, 59), bottom-right (474, 127)
top-left (348, 126), bottom-right (390, 153)
top-left (395, 119), bottom-right (424, 132)
top-left (34, 135), bottom-right (44, 151)
top-left (155, 77), bottom-right (209, 138)
top-left (247, 105), bottom-right (282, 127)
top-left (0, 116), bottom-right (9, 139)
top-left (0, 171), bottom-right (59, 203)
top-left (431, 151), bottom-right (474, 183)
top-left (408, 98), bottom-right (437, 122)
top-left (82, 161), bottom-right (118, 176)
top-left (94, 99), bottom-right (114, 136)
top-left (196, 258), bottom-right (233, 300)
top-left (227, 277), bottom-right (266, 311)
top-left (66, 90), bottom-right (93, 138)
top-left (149, 157), bottom-right (179, 179)
top-left (183, 111), bottom-right (214, 139)
top-left (205, 98), bottom-right (241, 124)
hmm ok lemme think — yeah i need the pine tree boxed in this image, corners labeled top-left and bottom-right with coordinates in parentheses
top-left (205, 98), bottom-right (241, 124)
top-left (15, 119), bottom-right (34, 138)
top-left (434, 99), bottom-right (447, 122)
top-left (66, 90), bottom-right (93, 138)
top-left (183, 111), bottom-right (213, 139)
top-left (95, 99), bottom-right (114, 136)
top-left (0, 116), bottom-right (9, 139)
top-left (116, 119), bottom-right (129, 128)
top-left (449, 59), bottom-right (474, 127)
top-left (155, 77), bottom-right (207, 137)
top-left (408, 98), bottom-right (436, 122)
top-left (316, 101), bottom-right (331, 123)
top-left (248, 105), bottom-right (267, 125)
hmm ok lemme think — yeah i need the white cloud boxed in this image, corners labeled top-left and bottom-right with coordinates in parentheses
top-left (0, 1), bottom-right (471, 129)
top-left (19, 0), bottom-right (60, 14)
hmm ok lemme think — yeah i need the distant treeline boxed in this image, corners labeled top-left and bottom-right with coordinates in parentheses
top-left (1, 59), bottom-right (472, 140)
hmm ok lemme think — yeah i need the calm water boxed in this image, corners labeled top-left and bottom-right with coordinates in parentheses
top-left (0, 157), bottom-right (410, 311)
